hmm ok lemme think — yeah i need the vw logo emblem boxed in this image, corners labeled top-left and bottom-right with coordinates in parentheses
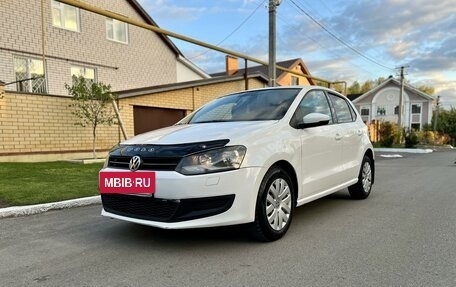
top-left (129, 156), bottom-right (142, 172)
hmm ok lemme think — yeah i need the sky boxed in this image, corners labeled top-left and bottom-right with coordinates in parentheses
top-left (138, 0), bottom-right (456, 108)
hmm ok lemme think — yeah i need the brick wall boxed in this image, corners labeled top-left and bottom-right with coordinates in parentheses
top-left (0, 92), bottom-right (119, 157)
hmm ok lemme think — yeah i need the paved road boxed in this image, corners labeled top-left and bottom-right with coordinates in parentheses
top-left (1, 150), bottom-right (455, 287)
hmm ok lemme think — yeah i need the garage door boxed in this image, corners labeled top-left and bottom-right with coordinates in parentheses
top-left (133, 106), bottom-right (186, 135)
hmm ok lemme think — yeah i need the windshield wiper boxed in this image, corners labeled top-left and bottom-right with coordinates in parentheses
top-left (191, 120), bottom-right (230, 124)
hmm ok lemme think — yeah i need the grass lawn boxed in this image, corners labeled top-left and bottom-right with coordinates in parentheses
top-left (0, 161), bottom-right (103, 207)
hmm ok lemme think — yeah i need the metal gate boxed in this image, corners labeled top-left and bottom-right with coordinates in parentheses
top-left (133, 106), bottom-right (186, 135)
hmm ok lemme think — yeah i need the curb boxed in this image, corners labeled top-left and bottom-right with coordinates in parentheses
top-left (0, 196), bottom-right (101, 219)
top-left (374, 148), bottom-right (433, 154)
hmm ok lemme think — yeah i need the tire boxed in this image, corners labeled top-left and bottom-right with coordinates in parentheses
top-left (348, 155), bottom-right (374, 200)
top-left (248, 166), bottom-right (295, 241)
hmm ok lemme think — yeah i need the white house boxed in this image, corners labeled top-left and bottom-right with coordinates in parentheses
top-left (349, 77), bottom-right (435, 130)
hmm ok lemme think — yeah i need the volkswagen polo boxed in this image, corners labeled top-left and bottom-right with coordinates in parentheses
top-left (99, 86), bottom-right (374, 241)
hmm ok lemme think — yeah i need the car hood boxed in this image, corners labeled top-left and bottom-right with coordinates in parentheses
top-left (121, 121), bottom-right (278, 145)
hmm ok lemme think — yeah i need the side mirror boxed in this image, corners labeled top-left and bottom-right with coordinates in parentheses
top-left (298, 113), bottom-right (331, 129)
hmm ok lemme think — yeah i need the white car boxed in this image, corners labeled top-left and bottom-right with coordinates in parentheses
top-left (99, 86), bottom-right (375, 241)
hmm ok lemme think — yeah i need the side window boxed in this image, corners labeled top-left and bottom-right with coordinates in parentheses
top-left (14, 56), bottom-right (47, 93)
top-left (71, 66), bottom-right (97, 86)
top-left (329, 94), bottom-right (354, 123)
top-left (290, 90), bottom-right (333, 128)
top-left (106, 18), bottom-right (129, 44)
top-left (52, 0), bottom-right (80, 32)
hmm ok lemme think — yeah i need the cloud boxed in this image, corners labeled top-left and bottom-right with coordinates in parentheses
top-left (138, 0), bottom-right (207, 21)
top-left (139, 0), bottom-right (456, 104)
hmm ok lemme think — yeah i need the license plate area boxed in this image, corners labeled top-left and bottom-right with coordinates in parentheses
top-left (99, 171), bottom-right (156, 194)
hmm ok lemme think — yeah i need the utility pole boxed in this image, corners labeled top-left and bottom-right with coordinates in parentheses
top-left (434, 95), bottom-right (440, 131)
top-left (397, 65), bottom-right (408, 128)
top-left (268, 0), bottom-right (281, 87)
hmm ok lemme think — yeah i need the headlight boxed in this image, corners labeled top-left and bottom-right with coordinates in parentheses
top-left (176, 146), bottom-right (246, 175)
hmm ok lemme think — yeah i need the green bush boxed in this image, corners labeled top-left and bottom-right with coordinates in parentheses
top-left (404, 129), bottom-right (419, 148)
top-left (379, 121), bottom-right (396, 147)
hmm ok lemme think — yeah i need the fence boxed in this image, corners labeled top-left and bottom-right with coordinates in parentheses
top-left (367, 120), bottom-right (381, 143)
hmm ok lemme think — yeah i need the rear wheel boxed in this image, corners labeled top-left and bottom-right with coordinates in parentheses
top-left (348, 155), bottom-right (373, 199)
top-left (249, 166), bottom-right (295, 241)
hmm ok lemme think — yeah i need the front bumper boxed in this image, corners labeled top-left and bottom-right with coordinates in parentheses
top-left (100, 167), bottom-right (265, 229)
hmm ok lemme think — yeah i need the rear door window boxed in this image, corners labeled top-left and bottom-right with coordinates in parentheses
top-left (329, 94), bottom-right (355, 123)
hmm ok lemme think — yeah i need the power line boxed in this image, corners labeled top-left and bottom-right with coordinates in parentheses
top-left (289, 0), bottom-right (395, 72)
top-left (188, 0), bottom-right (266, 60)
top-left (318, 0), bottom-right (334, 14)
top-left (275, 13), bottom-right (380, 79)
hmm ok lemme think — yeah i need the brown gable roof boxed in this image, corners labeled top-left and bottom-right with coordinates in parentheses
top-left (211, 58), bottom-right (315, 85)
top-left (116, 73), bottom-right (268, 98)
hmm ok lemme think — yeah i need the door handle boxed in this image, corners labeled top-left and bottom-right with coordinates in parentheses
top-left (335, 134), bottom-right (342, 141)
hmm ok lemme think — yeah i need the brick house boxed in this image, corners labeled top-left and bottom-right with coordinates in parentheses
top-left (0, 0), bottom-right (208, 96)
top-left (212, 56), bottom-right (315, 86)
top-left (0, 0), bottom-right (211, 161)
top-left (348, 76), bottom-right (435, 130)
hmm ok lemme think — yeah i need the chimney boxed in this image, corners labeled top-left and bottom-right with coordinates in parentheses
top-left (226, 55), bottom-right (239, 76)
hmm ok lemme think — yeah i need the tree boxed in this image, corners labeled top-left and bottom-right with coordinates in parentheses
top-left (433, 107), bottom-right (456, 144)
top-left (417, 85), bottom-right (435, 95)
top-left (347, 77), bottom-right (387, 95)
top-left (348, 80), bottom-right (361, 94)
top-left (65, 76), bottom-right (117, 158)
top-left (360, 79), bottom-right (374, 93)
top-left (375, 76), bottom-right (386, 86)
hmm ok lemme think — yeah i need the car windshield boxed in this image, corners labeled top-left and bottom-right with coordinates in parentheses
top-left (186, 89), bottom-right (300, 124)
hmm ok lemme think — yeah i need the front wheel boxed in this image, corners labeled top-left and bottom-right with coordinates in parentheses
top-left (248, 166), bottom-right (295, 241)
top-left (348, 155), bottom-right (374, 199)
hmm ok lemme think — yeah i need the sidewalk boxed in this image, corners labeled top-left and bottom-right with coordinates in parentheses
top-left (0, 196), bottom-right (101, 219)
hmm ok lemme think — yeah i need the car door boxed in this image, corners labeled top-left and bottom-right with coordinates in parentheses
top-left (328, 93), bottom-right (364, 181)
top-left (291, 90), bottom-right (343, 199)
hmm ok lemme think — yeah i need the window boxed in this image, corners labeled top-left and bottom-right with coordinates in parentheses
top-left (291, 76), bottom-right (299, 85)
top-left (411, 123), bottom-right (420, 130)
top-left (329, 94), bottom-right (354, 123)
top-left (290, 90), bottom-right (333, 127)
top-left (412, 104), bottom-right (421, 114)
top-left (377, 106), bottom-right (386, 116)
top-left (361, 107), bottom-right (370, 116)
top-left (71, 66), bottom-right (96, 85)
top-left (394, 106), bottom-right (399, 115)
top-left (14, 56), bottom-right (47, 93)
top-left (106, 18), bottom-right (128, 43)
top-left (52, 0), bottom-right (80, 32)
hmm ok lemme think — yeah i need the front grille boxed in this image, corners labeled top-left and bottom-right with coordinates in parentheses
top-left (108, 156), bottom-right (180, 171)
top-left (101, 194), bottom-right (235, 222)
top-left (102, 194), bottom-right (179, 221)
